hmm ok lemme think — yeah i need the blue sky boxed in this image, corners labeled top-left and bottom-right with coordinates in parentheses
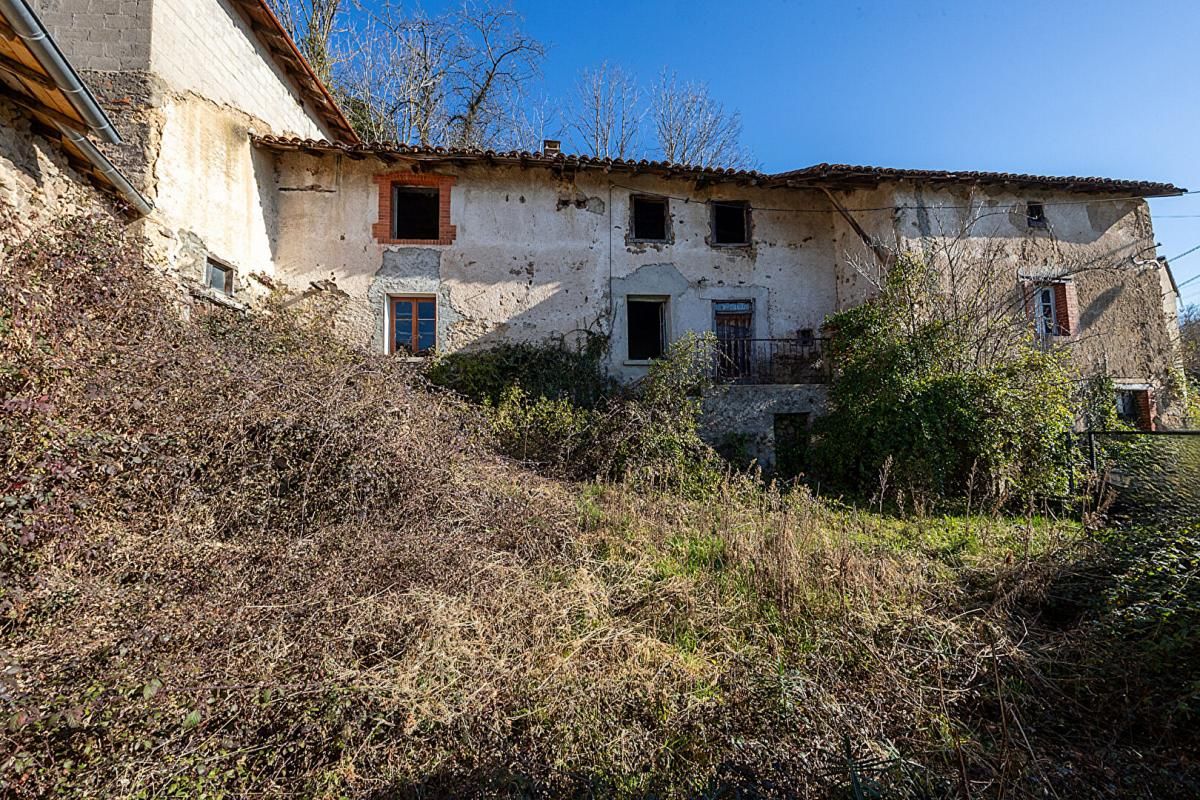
top-left (350, 0), bottom-right (1200, 306)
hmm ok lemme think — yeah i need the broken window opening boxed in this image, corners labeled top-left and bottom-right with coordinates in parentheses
top-left (205, 258), bottom-right (234, 295)
top-left (631, 195), bottom-right (669, 241)
top-left (711, 201), bottom-right (750, 246)
top-left (392, 296), bottom-right (437, 355)
top-left (1115, 388), bottom-right (1154, 431)
top-left (1026, 202), bottom-right (1048, 229)
top-left (627, 297), bottom-right (667, 361)
top-left (1032, 283), bottom-right (1060, 338)
top-left (392, 185), bottom-right (441, 240)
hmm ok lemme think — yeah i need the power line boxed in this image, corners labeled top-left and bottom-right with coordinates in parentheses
top-left (611, 182), bottom-right (1190, 215)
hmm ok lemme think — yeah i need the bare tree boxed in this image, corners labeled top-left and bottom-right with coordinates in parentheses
top-left (270, 0), bottom-right (342, 84)
top-left (650, 70), bottom-right (751, 169)
top-left (268, 0), bottom-right (545, 147)
top-left (445, 2), bottom-right (546, 148)
top-left (1182, 304), bottom-right (1200, 379)
top-left (567, 63), bottom-right (643, 159)
top-left (502, 91), bottom-right (562, 152)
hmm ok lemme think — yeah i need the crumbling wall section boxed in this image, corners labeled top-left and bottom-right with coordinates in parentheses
top-left (0, 97), bottom-right (118, 237)
top-left (701, 384), bottom-right (828, 472)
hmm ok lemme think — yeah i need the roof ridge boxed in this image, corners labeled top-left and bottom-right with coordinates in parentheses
top-left (250, 136), bottom-right (1184, 195)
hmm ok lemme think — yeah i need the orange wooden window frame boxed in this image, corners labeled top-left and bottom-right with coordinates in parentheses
top-left (390, 296), bottom-right (438, 355)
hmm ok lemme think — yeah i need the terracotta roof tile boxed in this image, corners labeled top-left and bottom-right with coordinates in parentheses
top-left (769, 163), bottom-right (1184, 196)
top-left (251, 135), bottom-right (768, 181)
top-left (251, 137), bottom-right (1185, 197)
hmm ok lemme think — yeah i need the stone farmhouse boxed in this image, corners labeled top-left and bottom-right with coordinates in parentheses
top-left (1, 0), bottom-right (1188, 468)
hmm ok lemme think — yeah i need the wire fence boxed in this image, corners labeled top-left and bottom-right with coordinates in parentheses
top-left (1076, 430), bottom-right (1200, 527)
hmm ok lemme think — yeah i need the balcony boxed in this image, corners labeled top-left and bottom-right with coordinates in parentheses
top-left (708, 337), bottom-right (831, 385)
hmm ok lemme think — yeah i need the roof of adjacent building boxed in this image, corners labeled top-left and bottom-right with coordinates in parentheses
top-left (0, 0), bottom-right (151, 213)
top-left (767, 164), bottom-right (1184, 196)
top-left (251, 136), bottom-right (1185, 197)
top-left (229, 0), bottom-right (359, 143)
top-left (0, 0), bottom-right (118, 140)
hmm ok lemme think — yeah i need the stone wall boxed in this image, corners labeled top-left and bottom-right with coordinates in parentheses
top-left (0, 97), bottom-right (117, 238)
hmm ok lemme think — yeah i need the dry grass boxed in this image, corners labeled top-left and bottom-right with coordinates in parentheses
top-left (2, 216), bottom-right (1195, 798)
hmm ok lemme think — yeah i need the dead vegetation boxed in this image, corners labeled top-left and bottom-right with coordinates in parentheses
top-left (2, 216), bottom-right (1197, 798)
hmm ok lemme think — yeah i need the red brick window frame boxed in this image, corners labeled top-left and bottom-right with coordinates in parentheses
top-left (1116, 387), bottom-right (1157, 431)
top-left (1021, 279), bottom-right (1078, 337)
top-left (373, 172), bottom-right (457, 245)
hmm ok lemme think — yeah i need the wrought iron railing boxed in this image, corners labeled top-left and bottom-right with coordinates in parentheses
top-left (709, 337), bottom-right (830, 384)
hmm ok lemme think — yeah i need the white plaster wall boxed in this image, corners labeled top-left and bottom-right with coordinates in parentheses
top-left (265, 151), bottom-right (1183, 422)
top-left (150, 96), bottom-right (279, 281)
top-left (150, 0), bottom-right (330, 140)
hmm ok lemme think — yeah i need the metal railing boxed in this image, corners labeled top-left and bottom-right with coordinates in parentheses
top-left (709, 337), bottom-right (830, 384)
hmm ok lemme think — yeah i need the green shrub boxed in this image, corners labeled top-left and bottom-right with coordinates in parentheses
top-left (811, 253), bottom-right (1075, 505)
top-left (594, 333), bottom-right (724, 494)
top-left (489, 385), bottom-right (595, 465)
top-left (469, 333), bottom-right (725, 494)
top-left (427, 335), bottom-right (613, 408)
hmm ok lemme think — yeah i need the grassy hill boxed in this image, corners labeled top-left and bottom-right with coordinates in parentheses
top-left (2, 216), bottom-right (1196, 798)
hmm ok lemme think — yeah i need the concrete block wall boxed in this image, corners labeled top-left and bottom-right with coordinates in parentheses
top-left (150, 0), bottom-right (328, 139)
top-left (29, 0), bottom-right (153, 71)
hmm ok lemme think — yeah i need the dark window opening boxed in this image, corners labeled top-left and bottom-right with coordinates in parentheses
top-left (1115, 388), bottom-right (1153, 430)
top-left (1026, 202), bottom-right (1047, 229)
top-left (711, 201), bottom-right (749, 245)
top-left (627, 298), bottom-right (666, 361)
top-left (206, 258), bottom-right (234, 294)
top-left (774, 413), bottom-right (810, 480)
top-left (393, 186), bottom-right (440, 240)
top-left (392, 296), bottom-right (437, 355)
top-left (631, 195), bottom-right (668, 241)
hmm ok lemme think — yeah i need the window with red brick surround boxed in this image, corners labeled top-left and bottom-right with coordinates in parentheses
top-left (1021, 279), bottom-right (1078, 337)
top-left (372, 172), bottom-right (457, 245)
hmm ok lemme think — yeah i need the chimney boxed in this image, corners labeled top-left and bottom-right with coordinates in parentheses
top-left (542, 139), bottom-right (561, 157)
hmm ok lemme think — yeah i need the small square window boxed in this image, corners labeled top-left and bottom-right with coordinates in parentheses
top-left (627, 297), bottom-right (667, 361)
top-left (631, 195), bottom-right (668, 241)
top-left (711, 201), bottom-right (749, 245)
top-left (1026, 202), bottom-right (1048, 229)
top-left (393, 186), bottom-right (441, 240)
top-left (205, 258), bottom-right (234, 294)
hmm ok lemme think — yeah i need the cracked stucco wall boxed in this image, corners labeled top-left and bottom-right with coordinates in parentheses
top-left (269, 154), bottom-right (842, 381)
top-left (33, 0), bottom-right (333, 290)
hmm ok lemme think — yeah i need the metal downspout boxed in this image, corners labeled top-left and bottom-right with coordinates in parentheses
top-left (56, 123), bottom-right (153, 215)
top-left (0, 0), bottom-right (122, 144)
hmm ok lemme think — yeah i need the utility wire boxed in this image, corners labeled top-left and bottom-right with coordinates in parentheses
top-left (612, 182), bottom-right (1189, 216)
